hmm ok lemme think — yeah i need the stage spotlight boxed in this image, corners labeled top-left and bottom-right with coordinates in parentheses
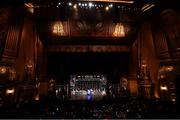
top-left (105, 6), bottom-right (109, 11)
top-left (89, 2), bottom-right (93, 8)
top-left (73, 4), bottom-right (77, 9)
top-left (68, 2), bottom-right (72, 6)
top-left (109, 4), bottom-right (113, 8)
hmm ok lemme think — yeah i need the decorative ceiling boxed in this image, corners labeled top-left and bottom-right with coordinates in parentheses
top-left (33, 0), bottom-right (145, 45)
top-left (1, 0), bottom-right (179, 45)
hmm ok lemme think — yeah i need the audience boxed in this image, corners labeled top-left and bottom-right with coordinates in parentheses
top-left (0, 88), bottom-right (178, 119)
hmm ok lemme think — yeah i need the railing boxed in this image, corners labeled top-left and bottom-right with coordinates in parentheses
top-left (158, 49), bottom-right (180, 60)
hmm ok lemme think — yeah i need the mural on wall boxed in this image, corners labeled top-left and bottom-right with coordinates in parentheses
top-left (0, 7), bottom-right (11, 59)
top-left (49, 20), bottom-right (133, 38)
top-left (69, 20), bottom-right (108, 37)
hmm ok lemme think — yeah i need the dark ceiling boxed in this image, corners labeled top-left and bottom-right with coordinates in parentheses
top-left (1, 0), bottom-right (180, 45)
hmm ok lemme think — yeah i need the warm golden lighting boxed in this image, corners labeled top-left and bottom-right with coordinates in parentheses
top-left (171, 98), bottom-right (176, 103)
top-left (159, 66), bottom-right (174, 73)
top-left (25, 3), bottom-right (34, 13)
top-left (73, 4), bottom-right (77, 9)
top-left (160, 74), bottom-right (165, 79)
top-left (52, 22), bottom-right (65, 36)
top-left (27, 60), bottom-right (33, 69)
top-left (113, 23), bottom-right (125, 37)
top-left (105, 6), bottom-right (109, 11)
top-left (165, 66), bottom-right (174, 72)
top-left (6, 88), bottom-right (15, 95)
top-left (142, 64), bottom-right (147, 67)
top-left (35, 94), bottom-right (39, 101)
top-left (142, 4), bottom-right (155, 12)
top-left (160, 85), bottom-right (168, 91)
top-left (0, 66), bottom-right (7, 74)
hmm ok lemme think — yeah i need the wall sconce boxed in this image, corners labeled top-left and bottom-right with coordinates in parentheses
top-left (52, 21), bottom-right (65, 36)
top-left (171, 98), bottom-right (176, 103)
top-left (6, 88), bottom-right (15, 95)
top-left (165, 66), bottom-right (174, 72)
top-left (159, 66), bottom-right (174, 73)
top-left (27, 60), bottom-right (33, 69)
top-left (113, 23), bottom-right (125, 37)
top-left (0, 66), bottom-right (7, 74)
top-left (25, 60), bottom-right (34, 75)
top-left (34, 94), bottom-right (39, 101)
top-left (160, 85), bottom-right (168, 91)
top-left (160, 74), bottom-right (165, 79)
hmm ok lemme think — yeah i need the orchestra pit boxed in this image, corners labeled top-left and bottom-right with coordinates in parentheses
top-left (0, 0), bottom-right (180, 119)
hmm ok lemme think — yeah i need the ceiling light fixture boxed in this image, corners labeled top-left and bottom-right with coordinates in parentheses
top-left (68, 2), bottom-right (72, 6)
top-left (89, 2), bottom-right (93, 8)
top-left (142, 3), bottom-right (155, 12)
top-left (77, 0), bottom-right (134, 4)
top-left (25, 3), bottom-right (34, 8)
top-left (109, 4), bottom-right (113, 8)
top-left (73, 4), bottom-right (77, 9)
top-left (105, 6), bottom-right (109, 11)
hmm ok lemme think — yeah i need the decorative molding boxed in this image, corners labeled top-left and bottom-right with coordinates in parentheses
top-left (46, 45), bottom-right (130, 53)
top-left (0, 7), bottom-right (11, 60)
top-left (2, 16), bottom-right (23, 62)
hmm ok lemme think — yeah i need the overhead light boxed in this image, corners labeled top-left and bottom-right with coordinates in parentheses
top-left (105, 6), bottom-right (109, 11)
top-left (89, 2), bottom-right (93, 8)
top-left (25, 3), bottom-right (34, 13)
top-left (77, 0), bottom-right (134, 4)
top-left (109, 4), bottom-right (113, 8)
top-left (68, 2), bottom-right (72, 6)
top-left (142, 3), bottom-right (155, 12)
top-left (142, 4), bottom-right (150, 10)
top-left (25, 3), bottom-right (34, 8)
top-left (73, 4), bottom-right (77, 9)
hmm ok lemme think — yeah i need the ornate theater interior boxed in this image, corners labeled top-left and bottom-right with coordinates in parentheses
top-left (0, 0), bottom-right (180, 118)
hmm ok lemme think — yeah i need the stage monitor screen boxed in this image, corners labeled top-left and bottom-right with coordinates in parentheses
top-left (70, 75), bottom-right (107, 100)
